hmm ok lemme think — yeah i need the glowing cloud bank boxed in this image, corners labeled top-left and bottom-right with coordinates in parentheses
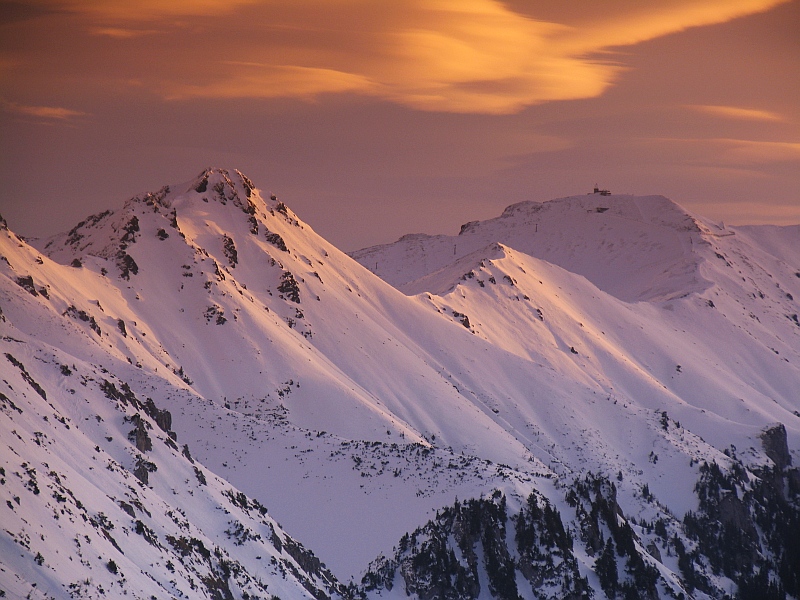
top-left (19, 0), bottom-right (790, 113)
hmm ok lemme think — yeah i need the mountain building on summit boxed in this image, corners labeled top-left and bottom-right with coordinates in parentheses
top-left (592, 185), bottom-right (611, 196)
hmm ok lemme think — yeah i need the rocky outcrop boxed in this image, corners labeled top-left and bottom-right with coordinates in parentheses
top-left (760, 423), bottom-right (792, 470)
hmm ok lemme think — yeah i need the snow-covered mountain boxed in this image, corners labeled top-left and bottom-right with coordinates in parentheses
top-left (1, 168), bottom-right (798, 599)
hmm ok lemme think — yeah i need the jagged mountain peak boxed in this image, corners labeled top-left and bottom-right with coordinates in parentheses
top-left (179, 167), bottom-right (263, 212)
top-left (118, 167), bottom-right (266, 213)
top-left (34, 168), bottom-right (303, 278)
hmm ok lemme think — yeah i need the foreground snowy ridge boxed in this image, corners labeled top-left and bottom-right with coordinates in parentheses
top-left (1, 168), bottom-right (798, 599)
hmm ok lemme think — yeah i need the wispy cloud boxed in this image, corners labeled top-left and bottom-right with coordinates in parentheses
top-left (173, 0), bottom-right (790, 113)
top-left (13, 0), bottom-right (791, 114)
top-left (688, 105), bottom-right (785, 122)
top-left (646, 137), bottom-right (800, 165)
top-left (719, 139), bottom-right (800, 163)
top-left (556, 0), bottom-right (792, 53)
top-left (166, 65), bottom-right (374, 100)
top-left (89, 27), bottom-right (161, 38)
top-left (2, 100), bottom-right (87, 121)
top-left (24, 0), bottom-right (262, 21)
top-left (691, 200), bottom-right (800, 226)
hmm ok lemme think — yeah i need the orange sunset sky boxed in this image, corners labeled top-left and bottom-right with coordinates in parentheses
top-left (1, 0), bottom-right (798, 250)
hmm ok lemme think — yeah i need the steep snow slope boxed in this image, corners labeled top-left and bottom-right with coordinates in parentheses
top-left (35, 170), bottom-right (529, 455)
top-left (0, 230), bottom-right (344, 599)
top-left (2, 170), bottom-right (799, 598)
top-left (9, 170), bottom-right (557, 576)
top-left (353, 193), bottom-right (800, 463)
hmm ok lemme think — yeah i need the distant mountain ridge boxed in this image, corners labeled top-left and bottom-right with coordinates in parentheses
top-left (351, 192), bottom-right (714, 302)
top-left (1, 168), bottom-right (799, 599)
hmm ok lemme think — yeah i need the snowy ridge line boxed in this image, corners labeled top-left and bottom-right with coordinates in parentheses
top-left (1, 168), bottom-right (799, 599)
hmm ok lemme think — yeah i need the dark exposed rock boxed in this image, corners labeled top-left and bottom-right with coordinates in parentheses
top-left (134, 519), bottom-right (160, 547)
top-left (116, 250), bottom-right (138, 279)
top-left (459, 221), bottom-right (479, 235)
top-left (222, 235), bottom-right (238, 268)
top-left (452, 311), bottom-right (471, 328)
top-left (118, 500), bottom-right (136, 518)
top-left (646, 541), bottom-right (662, 563)
top-left (63, 305), bottom-right (102, 335)
top-left (64, 210), bottom-right (111, 247)
top-left (144, 397), bottom-right (172, 433)
top-left (0, 391), bottom-right (23, 414)
top-left (265, 230), bottom-right (288, 252)
top-left (718, 493), bottom-right (753, 533)
top-left (126, 414), bottom-right (152, 452)
top-left (99, 378), bottom-right (140, 409)
top-left (133, 455), bottom-right (157, 485)
top-left (5, 353), bottom-right (47, 400)
top-left (282, 536), bottom-right (344, 600)
top-left (760, 423), bottom-right (792, 470)
top-left (195, 171), bottom-right (210, 193)
top-left (278, 271), bottom-right (301, 303)
top-left (194, 466), bottom-right (207, 486)
top-left (120, 216), bottom-right (139, 244)
top-left (236, 169), bottom-right (256, 198)
top-left (789, 468), bottom-right (800, 497)
top-left (14, 275), bottom-right (40, 296)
